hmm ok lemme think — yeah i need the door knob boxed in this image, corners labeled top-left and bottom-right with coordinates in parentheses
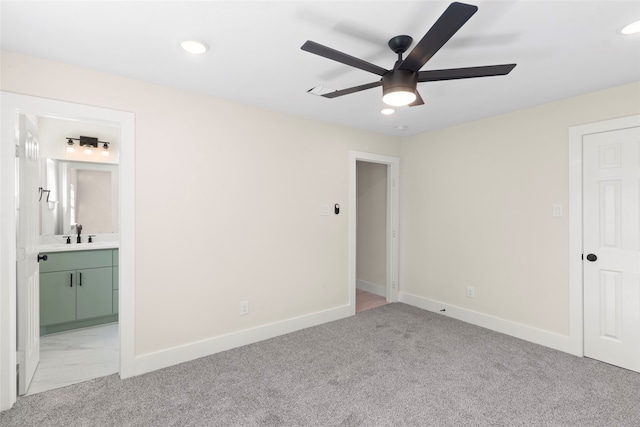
top-left (586, 253), bottom-right (598, 262)
top-left (37, 254), bottom-right (48, 262)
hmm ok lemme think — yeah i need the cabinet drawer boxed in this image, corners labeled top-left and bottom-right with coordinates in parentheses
top-left (40, 249), bottom-right (112, 272)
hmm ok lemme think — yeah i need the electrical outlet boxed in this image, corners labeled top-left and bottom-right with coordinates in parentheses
top-left (240, 301), bottom-right (249, 316)
top-left (466, 286), bottom-right (475, 299)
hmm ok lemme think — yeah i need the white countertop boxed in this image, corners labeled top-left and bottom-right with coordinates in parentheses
top-left (39, 241), bottom-right (119, 253)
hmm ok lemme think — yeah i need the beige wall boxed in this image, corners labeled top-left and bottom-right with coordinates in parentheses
top-left (4, 49), bottom-right (639, 358)
top-left (1, 51), bottom-right (400, 355)
top-left (399, 81), bottom-right (640, 335)
top-left (356, 161), bottom-right (387, 288)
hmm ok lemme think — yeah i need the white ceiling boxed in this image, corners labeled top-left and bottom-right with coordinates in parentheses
top-left (2, 1), bottom-right (639, 136)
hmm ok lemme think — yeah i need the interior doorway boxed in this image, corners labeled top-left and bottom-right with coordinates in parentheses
top-left (24, 114), bottom-right (121, 395)
top-left (569, 114), bottom-right (640, 372)
top-left (355, 161), bottom-right (389, 313)
top-left (0, 93), bottom-right (136, 411)
top-left (348, 151), bottom-right (399, 316)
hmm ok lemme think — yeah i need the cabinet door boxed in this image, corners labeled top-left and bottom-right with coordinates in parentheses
top-left (40, 271), bottom-right (76, 326)
top-left (76, 267), bottom-right (113, 320)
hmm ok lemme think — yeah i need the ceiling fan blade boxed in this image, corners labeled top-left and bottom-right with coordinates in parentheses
top-left (418, 64), bottom-right (516, 82)
top-left (408, 90), bottom-right (424, 107)
top-left (321, 81), bottom-right (382, 98)
top-left (301, 41), bottom-right (389, 76)
top-left (399, 2), bottom-right (478, 72)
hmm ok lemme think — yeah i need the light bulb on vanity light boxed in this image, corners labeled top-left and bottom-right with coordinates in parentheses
top-left (101, 143), bottom-right (109, 157)
top-left (66, 139), bottom-right (75, 153)
top-left (83, 147), bottom-right (93, 155)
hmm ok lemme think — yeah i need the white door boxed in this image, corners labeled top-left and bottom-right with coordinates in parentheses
top-left (583, 125), bottom-right (640, 372)
top-left (16, 115), bottom-right (41, 394)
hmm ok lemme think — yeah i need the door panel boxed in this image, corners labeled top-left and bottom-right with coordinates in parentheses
top-left (17, 115), bottom-right (41, 394)
top-left (76, 267), bottom-right (113, 320)
top-left (40, 271), bottom-right (77, 326)
top-left (583, 126), bottom-right (640, 372)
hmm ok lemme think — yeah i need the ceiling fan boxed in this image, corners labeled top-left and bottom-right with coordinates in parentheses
top-left (301, 1), bottom-right (516, 107)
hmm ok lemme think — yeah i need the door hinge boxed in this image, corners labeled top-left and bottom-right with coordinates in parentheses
top-left (15, 145), bottom-right (20, 158)
top-left (392, 179), bottom-right (396, 187)
top-left (392, 281), bottom-right (397, 289)
top-left (17, 350), bottom-right (25, 365)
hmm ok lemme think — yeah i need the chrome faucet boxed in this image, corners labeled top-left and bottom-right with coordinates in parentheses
top-left (76, 224), bottom-right (83, 243)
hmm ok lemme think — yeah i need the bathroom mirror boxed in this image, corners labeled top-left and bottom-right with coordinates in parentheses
top-left (39, 159), bottom-right (119, 236)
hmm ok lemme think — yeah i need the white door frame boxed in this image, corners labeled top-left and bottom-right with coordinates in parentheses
top-left (568, 114), bottom-right (640, 357)
top-left (0, 92), bottom-right (136, 411)
top-left (349, 151), bottom-right (400, 315)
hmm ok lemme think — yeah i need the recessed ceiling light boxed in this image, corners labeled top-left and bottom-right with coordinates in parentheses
top-left (381, 108), bottom-right (395, 115)
top-left (395, 125), bottom-right (408, 131)
top-left (181, 40), bottom-right (209, 54)
top-left (621, 20), bottom-right (640, 35)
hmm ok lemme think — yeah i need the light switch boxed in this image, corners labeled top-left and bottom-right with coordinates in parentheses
top-left (552, 204), bottom-right (563, 218)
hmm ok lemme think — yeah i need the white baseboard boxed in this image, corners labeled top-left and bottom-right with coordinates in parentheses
top-left (398, 291), bottom-right (580, 357)
top-left (356, 279), bottom-right (386, 297)
top-left (132, 304), bottom-right (352, 376)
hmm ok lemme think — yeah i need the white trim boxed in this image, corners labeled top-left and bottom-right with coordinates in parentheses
top-left (356, 279), bottom-right (386, 298)
top-left (399, 292), bottom-right (578, 355)
top-left (132, 305), bottom-right (351, 375)
top-left (349, 151), bottom-right (400, 316)
top-left (0, 93), bottom-right (136, 411)
top-left (568, 114), bottom-right (640, 359)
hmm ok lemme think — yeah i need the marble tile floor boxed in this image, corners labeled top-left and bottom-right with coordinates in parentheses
top-left (26, 323), bottom-right (119, 396)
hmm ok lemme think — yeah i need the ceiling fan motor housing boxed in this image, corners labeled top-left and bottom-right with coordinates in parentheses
top-left (382, 69), bottom-right (418, 96)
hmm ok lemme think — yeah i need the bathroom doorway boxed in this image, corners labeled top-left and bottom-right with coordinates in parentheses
top-left (0, 93), bottom-right (135, 411)
top-left (25, 114), bottom-right (121, 395)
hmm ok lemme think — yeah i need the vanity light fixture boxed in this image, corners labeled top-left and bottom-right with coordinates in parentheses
top-left (66, 136), bottom-right (110, 157)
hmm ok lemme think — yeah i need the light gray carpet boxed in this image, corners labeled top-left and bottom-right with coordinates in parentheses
top-left (2, 303), bottom-right (640, 426)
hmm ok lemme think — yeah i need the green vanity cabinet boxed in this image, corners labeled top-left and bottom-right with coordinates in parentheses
top-left (39, 249), bottom-right (118, 335)
top-left (113, 249), bottom-right (119, 314)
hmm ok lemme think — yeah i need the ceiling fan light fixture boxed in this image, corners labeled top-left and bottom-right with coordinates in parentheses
top-left (621, 20), bottom-right (640, 35)
top-left (383, 90), bottom-right (416, 107)
top-left (382, 70), bottom-right (418, 106)
top-left (180, 39), bottom-right (209, 54)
